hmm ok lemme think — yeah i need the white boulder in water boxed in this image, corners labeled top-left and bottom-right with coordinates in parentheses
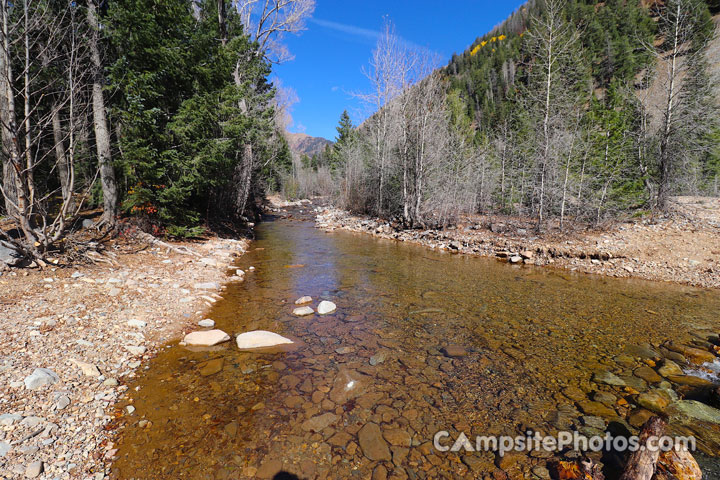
top-left (236, 330), bottom-right (294, 349)
top-left (317, 300), bottom-right (337, 315)
top-left (293, 306), bottom-right (314, 316)
top-left (183, 329), bottom-right (231, 346)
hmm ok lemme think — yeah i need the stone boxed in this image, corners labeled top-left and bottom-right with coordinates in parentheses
top-left (124, 345), bottom-right (147, 356)
top-left (198, 319), bottom-right (215, 328)
top-left (441, 345), bottom-right (468, 358)
top-left (667, 400), bottom-right (720, 425)
top-left (194, 282), bottom-right (220, 290)
top-left (634, 366), bottom-right (662, 384)
top-left (582, 416), bottom-right (606, 430)
top-left (127, 319), bottom-right (147, 328)
top-left (328, 432), bottom-right (353, 448)
top-left (666, 344), bottom-right (716, 365)
top-left (301, 413), bottom-right (339, 432)
top-left (593, 391), bottom-right (617, 406)
top-left (0, 441), bottom-right (10, 458)
top-left (592, 371), bottom-right (626, 386)
top-left (25, 461), bottom-right (43, 478)
top-left (295, 296), bottom-right (312, 305)
top-left (236, 331), bottom-right (294, 349)
top-left (628, 409), bottom-right (655, 428)
top-left (509, 255), bottom-right (523, 264)
top-left (358, 422), bottom-right (391, 461)
top-left (637, 391), bottom-right (671, 413)
top-left (24, 368), bottom-right (59, 390)
top-left (0, 241), bottom-right (23, 266)
top-left (71, 359), bottom-right (101, 377)
top-left (578, 400), bottom-right (616, 418)
top-left (256, 458), bottom-right (282, 479)
top-left (532, 465), bottom-right (551, 480)
top-left (293, 306), bottom-right (314, 316)
top-left (183, 329), bottom-right (231, 346)
top-left (329, 368), bottom-right (369, 404)
top-left (56, 395), bottom-right (70, 410)
top-left (317, 300), bottom-right (337, 315)
top-left (126, 405), bottom-right (135, 414)
top-left (0, 413), bottom-right (22, 426)
top-left (369, 351), bottom-right (387, 366)
top-left (104, 378), bottom-right (119, 387)
top-left (198, 358), bottom-right (224, 376)
top-left (383, 427), bottom-right (411, 447)
top-left (666, 375), bottom-right (714, 387)
top-left (658, 360), bottom-right (684, 377)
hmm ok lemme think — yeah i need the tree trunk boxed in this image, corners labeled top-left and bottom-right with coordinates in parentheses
top-left (619, 416), bottom-right (665, 480)
top-left (88, 0), bottom-right (118, 227)
top-left (52, 103), bottom-right (73, 210)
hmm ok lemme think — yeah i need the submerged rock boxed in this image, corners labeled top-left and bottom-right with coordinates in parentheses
top-left (658, 360), bottom-right (683, 377)
top-left (592, 371), bottom-right (626, 387)
top-left (358, 422), bottom-right (391, 461)
top-left (295, 296), bottom-right (312, 305)
top-left (301, 413), bottom-right (339, 432)
top-left (236, 330), bottom-right (294, 349)
top-left (317, 300), bottom-right (337, 315)
top-left (183, 329), bottom-right (231, 346)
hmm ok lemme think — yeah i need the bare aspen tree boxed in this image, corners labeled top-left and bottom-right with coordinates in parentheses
top-left (650, 0), bottom-right (717, 210)
top-left (523, 0), bottom-right (582, 230)
top-left (87, 0), bottom-right (118, 227)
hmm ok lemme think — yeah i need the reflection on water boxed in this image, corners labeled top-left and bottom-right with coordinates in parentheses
top-left (111, 215), bottom-right (720, 479)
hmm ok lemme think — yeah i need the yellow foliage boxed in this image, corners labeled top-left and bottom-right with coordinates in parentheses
top-left (491, 36), bottom-right (497, 42)
top-left (481, 40), bottom-right (487, 47)
top-left (498, 34), bottom-right (507, 41)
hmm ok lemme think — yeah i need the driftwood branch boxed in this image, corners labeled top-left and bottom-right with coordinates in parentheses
top-left (134, 230), bottom-right (200, 257)
top-left (619, 416), bottom-right (666, 480)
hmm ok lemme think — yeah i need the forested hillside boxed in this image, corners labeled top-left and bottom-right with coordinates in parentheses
top-left (0, 0), bottom-right (306, 259)
top-left (330, 0), bottom-right (720, 230)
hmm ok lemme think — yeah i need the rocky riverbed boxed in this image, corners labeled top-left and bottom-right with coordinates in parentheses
top-left (311, 196), bottom-right (720, 290)
top-left (0, 236), bottom-right (248, 479)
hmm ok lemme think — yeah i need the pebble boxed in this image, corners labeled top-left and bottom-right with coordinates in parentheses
top-left (56, 395), bottom-right (71, 410)
top-left (124, 345), bottom-right (147, 356)
top-left (358, 422), bottom-right (391, 461)
top-left (103, 378), bottom-right (119, 387)
top-left (198, 319), bottom-right (215, 328)
top-left (127, 319), bottom-right (147, 328)
top-left (71, 359), bottom-right (101, 377)
top-left (236, 330), bottom-right (294, 349)
top-left (25, 461), bottom-right (43, 478)
top-left (0, 441), bottom-right (10, 458)
top-left (295, 296), bottom-right (312, 305)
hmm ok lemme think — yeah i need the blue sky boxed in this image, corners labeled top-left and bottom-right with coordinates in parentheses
top-left (272, 0), bottom-right (527, 140)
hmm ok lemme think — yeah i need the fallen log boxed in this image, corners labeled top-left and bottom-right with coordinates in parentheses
top-left (134, 230), bottom-right (199, 257)
top-left (619, 416), bottom-right (666, 480)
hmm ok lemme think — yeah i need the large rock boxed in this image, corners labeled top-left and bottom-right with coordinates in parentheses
top-left (193, 282), bottom-right (220, 290)
top-left (183, 329), bottom-right (231, 346)
top-left (658, 360), bottom-right (684, 377)
top-left (666, 344), bottom-right (716, 365)
top-left (317, 300), bottom-right (337, 315)
top-left (235, 330), bottom-right (294, 349)
top-left (70, 359), bottom-right (101, 377)
top-left (358, 422), bottom-right (391, 461)
top-left (592, 371), bottom-right (626, 387)
top-left (0, 241), bottom-right (22, 266)
top-left (634, 366), bottom-right (662, 384)
top-left (637, 391), bottom-right (671, 413)
top-left (24, 368), bottom-right (59, 390)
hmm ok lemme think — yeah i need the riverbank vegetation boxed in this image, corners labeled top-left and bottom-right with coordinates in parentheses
top-left (0, 0), bottom-right (313, 261)
top-left (294, 0), bottom-right (720, 230)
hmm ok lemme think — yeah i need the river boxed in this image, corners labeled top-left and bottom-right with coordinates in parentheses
top-left (110, 212), bottom-right (720, 479)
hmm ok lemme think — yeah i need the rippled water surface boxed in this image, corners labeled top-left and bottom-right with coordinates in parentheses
top-left (111, 214), bottom-right (720, 479)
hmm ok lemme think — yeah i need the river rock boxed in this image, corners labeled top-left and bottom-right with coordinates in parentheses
top-left (628, 408), bottom-right (655, 428)
top-left (666, 375), bottom-right (715, 387)
top-left (236, 330), bottom-right (294, 349)
top-left (0, 441), bottom-right (10, 458)
top-left (70, 359), bottom-right (101, 377)
top-left (293, 306), bottom-right (314, 316)
top-left (198, 358), bottom-right (224, 376)
top-left (441, 345), bottom-right (468, 358)
top-left (667, 400), bottom-right (720, 424)
top-left (194, 282), bottom-right (220, 290)
top-left (578, 400), bottom-right (616, 418)
top-left (637, 391), bottom-right (671, 413)
top-left (358, 422), bottom-right (391, 461)
top-left (592, 371), bottom-right (626, 387)
top-left (124, 345), bottom-right (147, 356)
top-left (383, 427), bottom-right (412, 447)
top-left (329, 368), bottom-right (369, 404)
top-left (666, 344), bottom-right (716, 365)
top-left (24, 368), bottom-right (59, 390)
top-left (658, 360), bottom-right (684, 377)
top-left (301, 412), bottom-right (339, 432)
top-left (0, 413), bottom-right (22, 426)
top-left (183, 329), bottom-right (231, 346)
top-left (198, 319), bottom-right (215, 328)
top-left (127, 319), bottom-right (147, 328)
top-left (317, 300), bottom-right (337, 315)
top-left (295, 296), bottom-right (312, 305)
top-left (634, 366), bottom-right (662, 384)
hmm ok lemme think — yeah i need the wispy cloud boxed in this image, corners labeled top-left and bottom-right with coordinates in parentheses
top-left (309, 17), bottom-right (425, 51)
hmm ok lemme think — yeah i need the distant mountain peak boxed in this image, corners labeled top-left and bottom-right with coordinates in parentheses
top-left (285, 132), bottom-right (333, 158)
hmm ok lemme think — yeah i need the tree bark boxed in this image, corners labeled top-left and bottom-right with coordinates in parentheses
top-left (619, 416), bottom-right (666, 480)
top-left (87, 0), bottom-right (118, 227)
top-left (52, 102), bottom-right (73, 210)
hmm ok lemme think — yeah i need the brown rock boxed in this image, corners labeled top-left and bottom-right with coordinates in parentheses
top-left (666, 344), bottom-right (716, 365)
top-left (328, 431), bottom-right (353, 448)
top-left (301, 413), bottom-right (339, 432)
top-left (628, 408), bottom-right (655, 428)
top-left (634, 366), bottom-right (662, 384)
top-left (383, 427), bottom-right (412, 447)
top-left (329, 369), bottom-right (369, 404)
top-left (637, 391), bottom-right (671, 413)
top-left (441, 345), bottom-right (468, 358)
top-left (358, 422), bottom-right (391, 461)
top-left (667, 375), bottom-right (714, 387)
top-left (198, 358), bottom-right (224, 377)
top-left (256, 458), bottom-right (282, 479)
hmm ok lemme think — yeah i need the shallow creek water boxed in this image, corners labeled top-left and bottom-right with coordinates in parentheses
top-left (111, 214), bottom-right (720, 479)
